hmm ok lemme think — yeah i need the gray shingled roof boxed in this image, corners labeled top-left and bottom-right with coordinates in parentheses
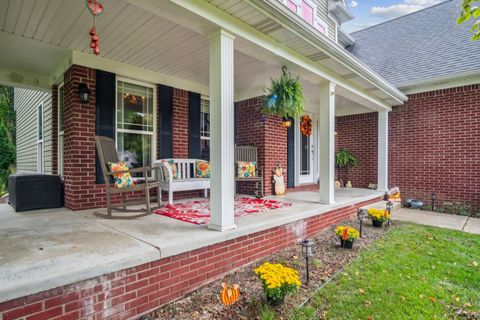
top-left (348, 0), bottom-right (480, 87)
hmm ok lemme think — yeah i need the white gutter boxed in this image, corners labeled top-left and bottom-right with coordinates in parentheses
top-left (251, 0), bottom-right (407, 104)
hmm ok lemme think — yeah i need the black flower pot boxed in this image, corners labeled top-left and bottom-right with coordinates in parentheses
top-left (267, 295), bottom-right (285, 306)
top-left (372, 219), bottom-right (384, 228)
top-left (340, 239), bottom-right (354, 249)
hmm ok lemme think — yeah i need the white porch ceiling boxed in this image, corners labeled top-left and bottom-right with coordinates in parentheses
top-left (0, 0), bottom-right (383, 115)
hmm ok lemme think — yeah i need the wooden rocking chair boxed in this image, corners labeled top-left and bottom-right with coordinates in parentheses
top-left (94, 135), bottom-right (161, 219)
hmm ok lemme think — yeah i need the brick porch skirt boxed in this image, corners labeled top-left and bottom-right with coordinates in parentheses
top-left (0, 197), bottom-right (380, 320)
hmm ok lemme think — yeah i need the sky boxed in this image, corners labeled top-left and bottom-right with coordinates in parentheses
top-left (342, 0), bottom-right (446, 32)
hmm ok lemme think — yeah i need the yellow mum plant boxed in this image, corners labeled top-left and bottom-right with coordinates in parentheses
top-left (335, 225), bottom-right (360, 241)
top-left (254, 262), bottom-right (301, 304)
top-left (367, 208), bottom-right (390, 222)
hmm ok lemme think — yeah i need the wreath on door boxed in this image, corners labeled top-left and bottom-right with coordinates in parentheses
top-left (300, 115), bottom-right (312, 136)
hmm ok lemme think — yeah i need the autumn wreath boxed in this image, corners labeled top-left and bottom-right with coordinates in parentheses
top-left (300, 115), bottom-right (312, 136)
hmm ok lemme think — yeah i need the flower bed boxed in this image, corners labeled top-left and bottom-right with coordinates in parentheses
top-left (147, 218), bottom-right (397, 319)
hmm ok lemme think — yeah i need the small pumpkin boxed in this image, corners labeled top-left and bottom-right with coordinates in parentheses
top-left (220, 282), bottom-right (240, 305)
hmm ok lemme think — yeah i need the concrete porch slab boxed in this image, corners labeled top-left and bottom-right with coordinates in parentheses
top-left (0, 206), bottom-right (160, 303)
top-left (0, 188), bottom-right (382, 304)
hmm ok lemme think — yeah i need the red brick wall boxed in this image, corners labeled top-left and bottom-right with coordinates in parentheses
top-left (51, 85), bottom-right (58, 175)
top-left (389, 85), bottom-right (480, 209)
top-left (335, 113), bottom-right (378, 188)
top-left (0, 197), bottom-right (380, 320)
top-left (235, 97), bottom-right (288, 195)
top-left (172, 88), bottom-right (189, 158)
top-left (62, 65), bottom-right (97, 210)
top-left (335, 84), bottom-right (480, 209)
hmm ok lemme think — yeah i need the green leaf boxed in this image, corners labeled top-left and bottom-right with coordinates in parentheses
top-left (457, 13), bottom-right (471, 24)
top-left (474, 7), bottom-right (480, 17)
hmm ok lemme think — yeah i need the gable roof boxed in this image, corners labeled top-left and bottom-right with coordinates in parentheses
top-left (347, 0), bottom-right (480, 88)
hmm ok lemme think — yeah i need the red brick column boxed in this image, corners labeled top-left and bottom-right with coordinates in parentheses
top-left (235, 97), bottom-right (288, 195)
top-left (62, 65), bottom-right (96, 210)
top-left (172, 88), bottom-right (189, 158)
top-left (51, 85), bottom-right (58, 175)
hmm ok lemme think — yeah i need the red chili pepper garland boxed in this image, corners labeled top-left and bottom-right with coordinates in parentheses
top-left (86, 0), bottom-right (103, 55)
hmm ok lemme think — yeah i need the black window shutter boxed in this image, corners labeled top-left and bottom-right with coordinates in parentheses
top-left (95, 70), bottom-right (116, 184)
top-left (287, 118), bottom-right (295, 188)
top-left (188, 92), bottom-right (201, 159)
top-left (158, 85), bottom-right (174, 159)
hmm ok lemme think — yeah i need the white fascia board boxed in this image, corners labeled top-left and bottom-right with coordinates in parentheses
top-left (71, 51), bottom-right (209, 95)
top-left (251, 0), bottom-right (407, 104)
top-left (0, 65), bottom-right (51, 91)
top-left (398, 71), bottom-right (480, 94)
top-left (160, 0), bottom-right (395, 110)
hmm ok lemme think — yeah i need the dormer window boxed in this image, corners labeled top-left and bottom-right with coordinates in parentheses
top-left (281, 0), bottom-right (328, 35)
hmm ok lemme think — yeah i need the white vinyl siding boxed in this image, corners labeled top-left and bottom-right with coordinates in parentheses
top-left (315, 0), bottom-right (337, 41)
top-left (14, 88), bottom-right (53, 174)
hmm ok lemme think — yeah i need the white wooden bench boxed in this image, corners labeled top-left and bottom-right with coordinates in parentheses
top-left (154, 159), bottom-right (210, 205)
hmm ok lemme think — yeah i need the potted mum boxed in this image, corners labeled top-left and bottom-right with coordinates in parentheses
top-left (254, 262), bottom-right (301, 306)
top-left (367, 208), bottom-right (390, 227)
top-left (335, 225), bottom-right (360, 249)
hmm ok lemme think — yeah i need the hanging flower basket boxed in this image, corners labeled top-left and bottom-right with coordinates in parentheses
top-left (262, 67), bottom-right (304, 119)
top-left (300, 115), bottom-right (312, 136)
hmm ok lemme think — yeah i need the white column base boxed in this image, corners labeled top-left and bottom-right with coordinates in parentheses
top-left (208, 223), bottom-right (237, 232)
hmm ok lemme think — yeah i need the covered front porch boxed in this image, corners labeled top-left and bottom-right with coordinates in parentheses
top-left (0, 188), bottom-right (383, 305)
top-left (1, 0), bottom-right (405, 231)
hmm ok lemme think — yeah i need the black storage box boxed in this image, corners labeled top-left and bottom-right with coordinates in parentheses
top-left (8, 174), bottom-right (62, 212)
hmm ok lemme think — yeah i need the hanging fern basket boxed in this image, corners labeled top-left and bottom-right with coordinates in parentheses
top-left (262, 67), bottom-right (305, 119)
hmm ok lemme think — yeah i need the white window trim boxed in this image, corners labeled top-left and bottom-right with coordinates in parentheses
top-left (37, 102), bottom-right (44, 174)
top-left (58, 83), bottom-right (64, 177)
top-left (115, 77), bottom-right (157, 177)
top-left (281, 0), bottom-right (328, 35)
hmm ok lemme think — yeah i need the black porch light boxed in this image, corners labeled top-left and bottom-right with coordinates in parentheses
top-left (78, 83), bottom-right (91, 103)
top-left (301, 239), bottom-right (314, 283)
top-left (357, 208), bottom-right (367, 237)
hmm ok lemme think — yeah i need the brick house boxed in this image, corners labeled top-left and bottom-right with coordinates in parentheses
top-left (1, 0), bottom-right (479, 319)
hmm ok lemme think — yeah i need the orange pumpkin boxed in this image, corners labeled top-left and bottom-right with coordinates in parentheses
top-left (220, 282), bottom-right (240, 305)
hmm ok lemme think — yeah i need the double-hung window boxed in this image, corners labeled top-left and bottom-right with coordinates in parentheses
top-left (58, 84), bottom-right (64, 176)
top-left (281, 0), bottom-right (328, 35)
top-left (116, 79), bottom-right (155, 176)
top-left (37, 102), bottom-right (44, 173)
top-left (200, 98), bottom-right (210, 160)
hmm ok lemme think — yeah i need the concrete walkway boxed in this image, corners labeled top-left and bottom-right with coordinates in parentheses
top-left (393, 208), bottom-right (480, 234)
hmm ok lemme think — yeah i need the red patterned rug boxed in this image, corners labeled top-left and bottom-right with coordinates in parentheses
top-left (153, 197), bottom-right (292, 225)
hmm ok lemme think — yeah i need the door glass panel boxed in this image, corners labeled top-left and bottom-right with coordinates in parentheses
top-left (300, 134), bottom-right (310, 175)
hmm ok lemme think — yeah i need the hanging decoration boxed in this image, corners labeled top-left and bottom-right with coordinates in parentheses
top-left (262, 66), bottom-right (304, 119)
top-left (86, 0), bottom-right (103, 55)
top-left (300, 115), bottom-right (313, 136)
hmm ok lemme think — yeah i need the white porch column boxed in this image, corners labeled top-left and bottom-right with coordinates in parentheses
top-left (319, 82), bottom-right (336, 204)
top-left (377, 110), bottom-right (389, 192)
top-left (208, 29), bottom-right (236, 231)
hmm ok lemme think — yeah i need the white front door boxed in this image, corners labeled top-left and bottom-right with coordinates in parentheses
top-left (299, 114), bottom-right (315, 184)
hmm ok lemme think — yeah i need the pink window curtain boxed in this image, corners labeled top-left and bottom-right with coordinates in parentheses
top-left (301, 1), bottom-right (314, 24)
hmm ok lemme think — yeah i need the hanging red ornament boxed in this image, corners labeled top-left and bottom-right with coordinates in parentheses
top-left (86, 0), bottom-right (103, 56)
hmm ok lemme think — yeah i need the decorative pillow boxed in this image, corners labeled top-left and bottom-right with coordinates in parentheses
top-left (195, 160), bottom-right (210, 178)
top-left (108, 162), bottom-right (135, 188)
top-left (160, 160), bottom-right (178, 180)
top-left (237, 161), bottom-right (256, 178)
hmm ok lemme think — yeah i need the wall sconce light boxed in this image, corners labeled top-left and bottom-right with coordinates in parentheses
top-left (79, 83), bottom-right (91, 103)
top-left (301, 239), bottom-right (314, 283)
top-left (281, 117), bottom-right (292, 128)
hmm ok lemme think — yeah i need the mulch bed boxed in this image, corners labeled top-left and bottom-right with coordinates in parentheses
top-left (146, 218), bottom-right (398, 320)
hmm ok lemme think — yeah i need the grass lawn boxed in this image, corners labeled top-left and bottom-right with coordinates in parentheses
top-left (291, 224), bottom-right (480, 320)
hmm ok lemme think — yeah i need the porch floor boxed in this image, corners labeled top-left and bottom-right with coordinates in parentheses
top-left (0, 188), bottom-right (382, 303)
